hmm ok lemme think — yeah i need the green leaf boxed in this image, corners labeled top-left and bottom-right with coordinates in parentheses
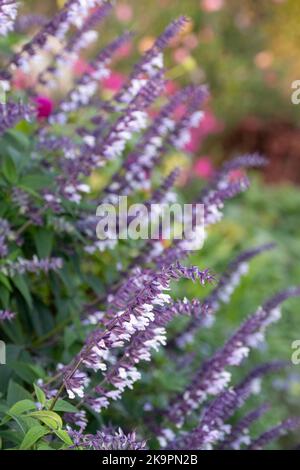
top-left (33, 384), bottom-right (46, 406)
top-left (7, 380), bottom-right (32, 406)
top-left (0, 403), bottom-right (8, 413)
top-left (28, 411), bottom-right (62, 430)
top-left (10, 361), bottom-right (39, 385)
top-left (2, 154), bottom-right (18, 184)
top-left (20, 174), bottom-right (53, 191)
top-left (8, 415), bottom-right (29, 434)
top-left (52, 399), bottom-right (78, 413)
top-left (6, 129), bottom-right (30, 147)
top-left (8, 399), bottom-right (36, 416)
top-left (54, 429), bottom-right (73, 446)
top-left (12, 275), bottom-right (32, 309)
top-left (37, 442), bottom-right (54, 450)
top-left (0, 273), bottom-right (12, 292)
top-left (0, 429), bottom-right (24, 445)
top-left (0, 285), bottom-right (10, 310)
top-left (0, 346), bottom-right (22, 395)
top-left (32, 416), bottom-right (58, 430)
top-left (20, 425), bottom-right (48, 450)
top-left (33, 229), bottom-right (54, 258)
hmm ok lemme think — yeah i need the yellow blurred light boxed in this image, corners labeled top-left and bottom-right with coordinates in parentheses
top-left (167, 56), bottom-right (197, 80)
top-left (89, 172), bottom-right (107, 192)
top-left (182, 56), bottom-right (197, 72)
top-left (163, 152), bottom-right (190, 176)
top-left (57, 0), bottom-right (67, 7)
top-left (138, 36), bottom-right (155, 53)
top-left (180, 19), bottom-right (193, 36)
top-left (254, 51), bottom-right (274, 70)
top-left (162, 239), bottom-right (171, 249)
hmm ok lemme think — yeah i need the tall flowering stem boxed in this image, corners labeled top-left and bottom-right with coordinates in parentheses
top-left (165, 362), bottom-right (284, 449)
top-left (247, 418), bottom-right (300, 450)
top-left (114, 16), bottom-right (188, 105)
top-left (158, 289), bottom-right (300, 430)
top-left (50, 31), bottom-right (132, 124)
top-left (200, 153), bottom-right (268, 200)
top-left (37, 2), bottom-right (113, 90)
top-left (102, 85), bottom-right (207, 200)
top-left (219, 403), bottom-right (270, 450)
top-left (0, 0), bottom-right (107, 84)
top-left (49, 263), bottom-right (214, 409)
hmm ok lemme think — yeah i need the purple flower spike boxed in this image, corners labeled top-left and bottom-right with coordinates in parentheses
top-left (159, 286), bottom-right (300, 430)
top-left (166, 362), bottom-right (284, 450)
top-left (0, 256), bottom-right (63, 277)
top-left (247, 417), bottom-right (300, 450)
top-left (0, 102), bottom-right (33, 136)
top-left (201, 153), bottom-right (268, 200)
top-left (1, 1), bottom-right (106, 81)
top-left (115, 17), bottom-right (188, 104)
top-left (0, 1), bottom-right (19, 36)
top-left (68, 427), bottom-right (147, 450)
top-left (219, 403), bottom-right (270, 450)
top-left (37, 3), bottom-right (113, 89)
top-left (14, 14), bottom-right (48, 33)
top-left (51, 31), bottom-right (133, 123)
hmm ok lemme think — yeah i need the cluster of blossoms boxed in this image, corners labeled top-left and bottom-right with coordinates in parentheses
top-left (48, 31), bottom-right (131, 124)
top-left (0, 0), bottom-right (19, 37)
top-left (156, 288), bottom-right (300, 433)
top-left (0, 256), bottom-right (63, 277)
top-left (0, 101), bottom-right (33, 136)
top-left (68, 427), bottom-right (147, 450)
top-left (166, 362), bottom-right (291, 450)
top-left (102, 85), bottom-right (207, 201)
top-left (37, 3), bottom-right (113, 91)
top-left (61, 263), bottom-right (214, 407)
top-left (0, 1), bottom-right (299, 451)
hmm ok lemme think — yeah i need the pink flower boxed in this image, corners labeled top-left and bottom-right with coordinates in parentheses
top-left (201, 0), bottom-right (224, 12)
top-left (116, 4), bottom-right (133, 22)
top-left (185, 110), bottom-right (224, 153)
top-left (12, 70), bottom-right (33, 90)
top-left (228, 169), bottom-right (245, 182)
top-left (103, 72), bottom-right (126, 92)
top-left (194, 157), bottom-right (214, 179)
top-left (165, 81), bottom-right (179, 96)
top-left (73, 58), bottom-right (93, 76)
top-left (173, 47), bottom-right (189, 64)
top-left (183, 33), bottom-right (199, 50)
top-left (115, 41), bottom-right (132, 59)
top-left (34, 96), bottom-right (54, 120)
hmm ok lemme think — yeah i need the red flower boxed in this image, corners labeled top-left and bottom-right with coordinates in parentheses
top-left (34, 96), bottom-right (54, 120)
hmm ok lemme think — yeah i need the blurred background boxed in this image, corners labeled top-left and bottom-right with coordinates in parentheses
top-left (3, 0), bottom-right (300, 447)
top-left (17, 0), bottom-right (300, 183)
